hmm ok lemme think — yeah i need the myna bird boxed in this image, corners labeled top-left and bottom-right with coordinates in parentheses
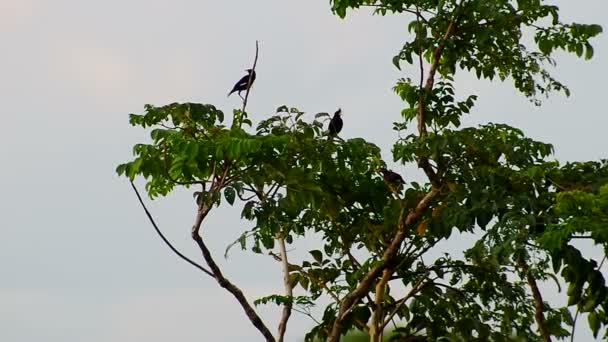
top-left (328, 108), bottom-right (343, 139)
top-left (379, 168), bottom-right (405, 193)
top-left (228, 69), bottom-right (256, 97)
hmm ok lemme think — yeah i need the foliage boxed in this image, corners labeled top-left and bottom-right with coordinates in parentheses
top-left (117, 0), bottom-right (606, 341)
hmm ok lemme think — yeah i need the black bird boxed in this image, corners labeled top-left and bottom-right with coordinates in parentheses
top-left (379, 168), bottom-right (405, 193)
top-left (228, 69), bottom-right (256, 97)
top-left (328, 108), bottom-right (343, 139)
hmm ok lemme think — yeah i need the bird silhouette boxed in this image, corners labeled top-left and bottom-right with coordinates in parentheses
top-left (328, 108), bottom-right (343, 139)
top-left (228, 69), bottom-right (256, 97)
top-left (379, 168), bottom-right (405, 193)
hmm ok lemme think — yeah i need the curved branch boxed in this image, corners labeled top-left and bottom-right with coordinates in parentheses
top-left (129, 181), bottom-right (214, 278)
top-left (191, 205), bottom-right (275, 342)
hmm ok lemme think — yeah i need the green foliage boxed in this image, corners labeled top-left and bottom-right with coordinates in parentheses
top-left (333, 0), bottom-right (601, 104)
top-left (118, 1), bottom-right (607, 341)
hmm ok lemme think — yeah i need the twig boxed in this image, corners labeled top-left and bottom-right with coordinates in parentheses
top-left (292, 306), bottom-right (321, 325)
top-left (277, 234), bottom-right (293, 342)
top-left (242, 40), bottom-right (259, 114)
top-left (381, 272), bottom-right (429, 329)
top-left (267, 252), bottom-right (342, 303)
top-left (129, 181), bottom-right (214, 278)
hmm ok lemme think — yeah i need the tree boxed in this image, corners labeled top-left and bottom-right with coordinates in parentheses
top-left (117, 1), bottom-right (606, 341)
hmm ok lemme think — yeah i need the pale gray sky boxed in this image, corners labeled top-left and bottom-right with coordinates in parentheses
top-left (0, 0), bottom-right (606, 341)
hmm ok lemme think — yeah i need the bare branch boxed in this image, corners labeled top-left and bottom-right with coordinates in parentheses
top-left (242, 41), bottom-right (259, 114)
top-left (129, 181), bottom-right (214, 278)
top-left (292, 306), bottom-right (321, 325)
top-left (277, 234), bottom-right (293, 342)
top-left (191, 205), bottom-right (275, 342)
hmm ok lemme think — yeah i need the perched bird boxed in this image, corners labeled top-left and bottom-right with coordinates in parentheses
top-left (379, 168), bottom-right (405, 193)
top-left (328, 108), bottom-right (343, 139)
top-left (228, 69), bottom-right (256, 97)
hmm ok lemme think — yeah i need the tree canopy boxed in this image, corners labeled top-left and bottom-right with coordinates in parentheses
top-left (117, 1), bottom-right (606, 341)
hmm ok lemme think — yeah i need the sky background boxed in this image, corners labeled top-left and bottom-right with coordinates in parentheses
top-left (1, 0), bottom-right (607, 341)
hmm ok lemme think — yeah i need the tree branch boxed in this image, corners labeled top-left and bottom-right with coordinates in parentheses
top-left (276, 234), bottom-right (293, 342)
top-left (129, 181), bottom-right (214, 278)
top-left (191, 204), bottom-right (275, 342)
top-left (325, 9), bottom-right (462, 339)
top-left (186, 63), bottom-right (275, 340)
top-left (381, 272), bottom-right (429, 329)
top-left (370, 266), bottom-right (392, 342)
top-left (517, 256), bottom-right (551, 342)
top-left (242, 40), bottom-right (259, 114)
top-left (327, 187), bottom-right (439, 342)
top-left (267, 251), bottom-right (370, 334)
top-left (415, 5), bottom-right (460, 187)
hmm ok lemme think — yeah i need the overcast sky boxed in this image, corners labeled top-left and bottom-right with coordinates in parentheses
top-left (1, 0), bottom-right (607, 341)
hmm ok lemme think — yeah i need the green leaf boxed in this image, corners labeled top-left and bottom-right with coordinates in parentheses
top-left (392, 55), bottom-right (401, 70)
top-left (584, 42), bottom-right (594, 60)
top-left (309, 250), bottom-right (323, 263)
top-left (224, 187), bottom-right (236, 205)
top-left (588, 312), bottom-right (600, 338)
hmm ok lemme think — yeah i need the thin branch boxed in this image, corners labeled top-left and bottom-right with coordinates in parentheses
top-left (345, 249), bottom-right (362, 269)
top-left (242, 40), bottom-right (259, 114)
top-left (267, 252), bottom-right (341, 303)
top-left (162, 140), bottom-right (207, 187)
top-left (517, 256), bottom-right (551, 342)
top-left (415, 1), bottom-right (462, 187)
top-left (292, 307), bottom-right (321, 325)
top-left (370, 269), bottom-right (390, 342)
top-left (237, 191), bottom-right (257, 201)
top-left (432, 282), bottom-right (466, 296)
top-left (416, 2), bottom-right (424, 92)
top-left (277, 234), bottom-right (293, 342)
top-left (224, 164), bottom-right (256, 184)
top-left (381, 272), bottom-right (429, 329)
top-left (129, 181), bottom-right (214, 278)
top-left (191, 205), bottom-right (275, 342)
top-left (267, 251), bottom-right (369, 333)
